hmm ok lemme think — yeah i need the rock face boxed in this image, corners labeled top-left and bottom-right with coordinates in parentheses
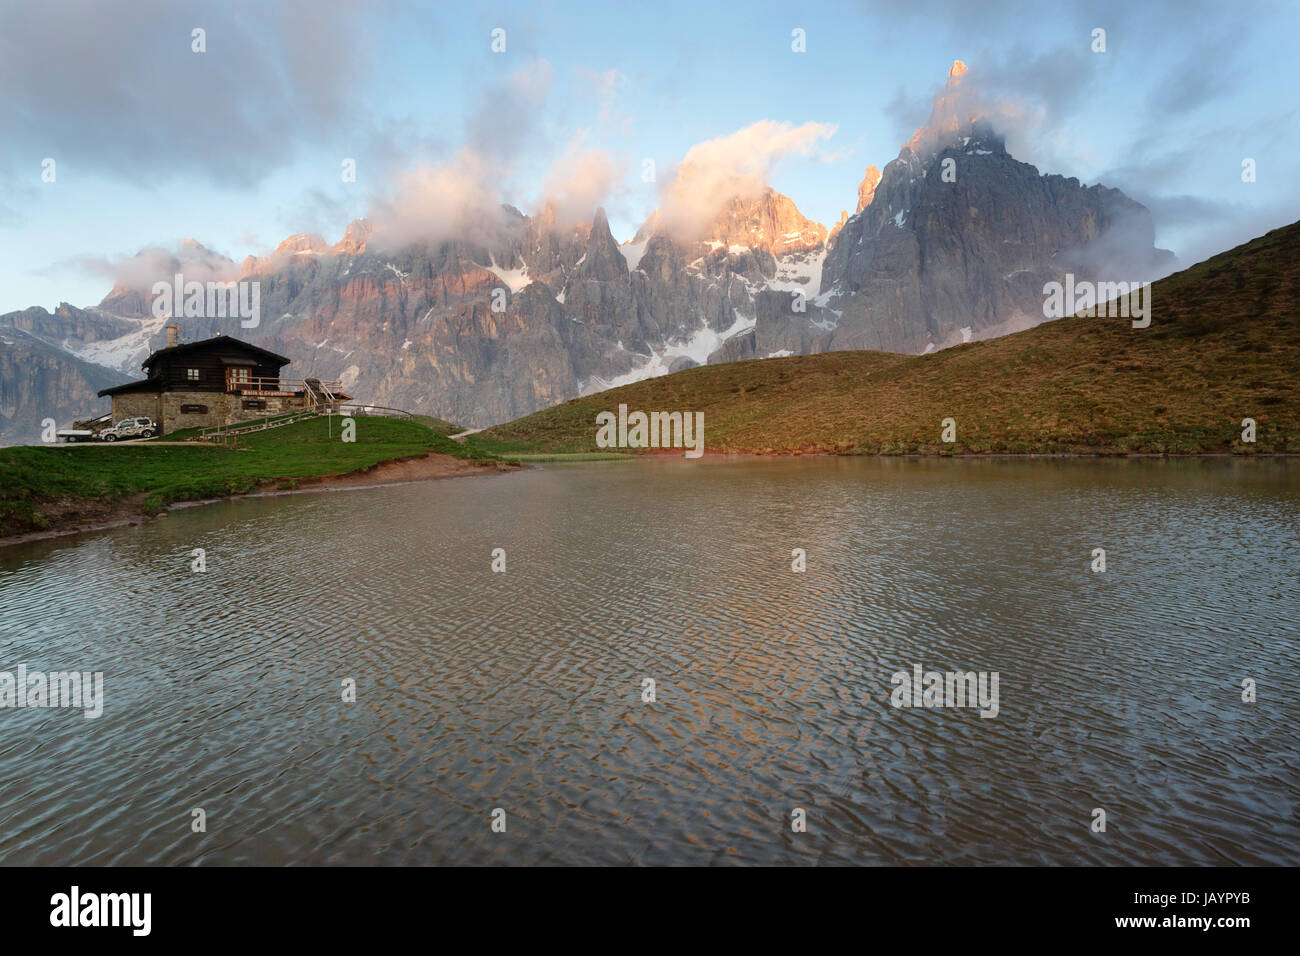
top-left (856, 166), bottom-right (881, 213)
top-left (219, 200), bottom-right (807, 424)
top-left (704, 189), bottom-right (828, 256)
top-left (816, 119), bottom-right (1174, 354)
top-left (0, 326), bottom-right (121, 444)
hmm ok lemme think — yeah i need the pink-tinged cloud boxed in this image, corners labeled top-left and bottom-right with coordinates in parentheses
top-left (656, 119), bottom-right (838, 240)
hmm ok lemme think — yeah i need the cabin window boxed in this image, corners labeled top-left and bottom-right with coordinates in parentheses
top-left (179, 404), bottom-right (208, 414)
top-left (187, 368), bottom-right (200, 381)
top-left (242, 399), bottom-right (267, 410)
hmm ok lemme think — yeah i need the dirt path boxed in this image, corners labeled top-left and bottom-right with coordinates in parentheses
top-left (283, 451), bottom-right (512, 489)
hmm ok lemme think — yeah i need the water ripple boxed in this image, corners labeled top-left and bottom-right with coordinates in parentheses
top-left (0, 457), bottom-right (1296, 865)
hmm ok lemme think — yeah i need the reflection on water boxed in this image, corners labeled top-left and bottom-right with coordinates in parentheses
top-left (1, 457), bottom-right (1297, 865)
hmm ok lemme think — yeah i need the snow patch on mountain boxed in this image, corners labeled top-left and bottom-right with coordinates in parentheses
top-left (767, 248), bottom-right (826, 296)
top-left (619, 239), bottom-right (649, 272)
top-left (581, 311), bottom-right (755, 394)
top-left (64, 313), bottom-right (169, 375)
top-left (485, 257), bottom-right (531, 293)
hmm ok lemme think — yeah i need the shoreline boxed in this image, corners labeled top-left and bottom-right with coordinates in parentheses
top-left (498, 448), bottom-right (1300, 460)
top-left (0, 452), bottom-right (522, 549)
top-left (5, 448), bottom-right (1292, 549)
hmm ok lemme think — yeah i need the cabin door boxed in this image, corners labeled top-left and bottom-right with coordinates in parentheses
top-left (227, 367), bottom-right (251, 391)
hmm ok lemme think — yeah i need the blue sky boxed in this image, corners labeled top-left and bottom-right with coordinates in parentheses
top-left (2, 0), bottom-right (1298, 313)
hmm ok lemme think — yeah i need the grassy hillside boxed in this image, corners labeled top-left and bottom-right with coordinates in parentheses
top-left (0, 417), bottom-right (502, 537)
top-left (411, 414), bottom-right (465, 436)
top-left (472, 220), bottom-right (1300, 457)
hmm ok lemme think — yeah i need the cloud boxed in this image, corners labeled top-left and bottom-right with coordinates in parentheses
top-left (1094, 103), bottom-right (1300, 265)
top-left (275, 187), bottom-right (367, 240)
top-left (0, 0), bottom-right (372, 188)
top-left (45, 240), bottom-right (241, 292)
top-left (1126, 192), bottom-right (1300, 270)
top-left (872, 0), bottom-right (1257, 177)
top-left (0, 173), bottom-right (36, 229)
top-left (578, 68), bottom-right (629, 125)
top-left (367, 60), bottom-right (554, 248)
top-left (369, 150), bottom-right (514, 249)
top-left (538, 131), bottom-right (625, 228)
top-left (464, 59), bottom-right (555, 165)
top-left (656, 120), bottom-right (838, 240)
top-left (893, 53), bottom-right (1096, 169)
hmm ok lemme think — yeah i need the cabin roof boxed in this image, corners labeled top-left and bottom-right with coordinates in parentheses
top-left (98, 377), bottom-right (163, 397)
top-left (141, 335), bottom-right (290, 372)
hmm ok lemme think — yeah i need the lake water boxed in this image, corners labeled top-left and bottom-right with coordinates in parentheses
top-left (1, 457), bottom-right (1297, 865)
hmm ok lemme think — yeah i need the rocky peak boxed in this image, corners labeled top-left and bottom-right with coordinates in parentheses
top-left (97, 283), bottom-right (152, 317)
top-left (577, 207), bottom-right (628, 281)
top-left (632, 186), bottom-right (826, 258)
top-left (828, 209), bottom-right (850, 245)
top-left (333, 218), bottom-right (373, 256)
top-left (905, 58), bottom-right (984, 161)
top-left (856, 166), bottom-right (882, 213)
top-left (710, 188), bottom-right (827, 255)
top-left (241, 231), bottom-right (331, 276)
top-left (274, 233), bottom-right (330, 256)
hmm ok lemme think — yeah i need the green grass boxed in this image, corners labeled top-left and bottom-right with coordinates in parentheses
top-left (411, 414), bottom-right (465, 436)
top-left (150, 410), bottom-right (308, 442)
top-left (0, 416), bottom-right (503, 537)
top-left (474, 220), bottom-right (1300, 458)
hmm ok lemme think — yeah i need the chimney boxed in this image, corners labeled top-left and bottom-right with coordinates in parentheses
top-left (165, 325), bottom-right (178, 348)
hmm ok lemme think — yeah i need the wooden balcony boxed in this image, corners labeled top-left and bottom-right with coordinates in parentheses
top-left (225, 373), bottom-right (343, 398)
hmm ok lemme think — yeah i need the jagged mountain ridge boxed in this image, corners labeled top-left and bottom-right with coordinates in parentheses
top-left (1, 67), bottom-right (1177, 440)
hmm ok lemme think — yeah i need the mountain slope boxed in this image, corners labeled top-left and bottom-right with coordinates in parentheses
top-left (0, 326), bottom-right (126, 445)
top-left (470, 219), bottom-right (1300, 456)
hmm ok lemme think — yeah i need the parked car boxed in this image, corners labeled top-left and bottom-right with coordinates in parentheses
top-left (98, 417), bottom-right (158, 441)
top-left (56, 413), bottom-right (113, 443)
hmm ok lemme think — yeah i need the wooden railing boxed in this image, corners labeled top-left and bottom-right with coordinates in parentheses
top-left (226, 375), bottom-right (343, 397)
top-left (192, 395), bottom-right (414, 444)
top-left (197, 409), bottom-right (317, 443)
top-left (336, 403), bottom-right (412, 420)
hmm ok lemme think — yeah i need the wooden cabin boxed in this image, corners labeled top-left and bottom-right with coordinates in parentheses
top-left (98, 329), bottom-right (347, 435)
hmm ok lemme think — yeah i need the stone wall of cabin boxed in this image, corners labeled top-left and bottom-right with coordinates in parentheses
top-left (158, 390), bottom-right (312, 434)
top-left (232, 393), bottom-right (306, 420)
top-left (160, 392), bottom-right (234, 434)
top-left (111, 390), bottom-right (313, 435)
top-left (110, 392), bottom-right (162, 426)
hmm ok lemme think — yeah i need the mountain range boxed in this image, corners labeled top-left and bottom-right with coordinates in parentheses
top-left (0, 61), bottom-right (1176, 444)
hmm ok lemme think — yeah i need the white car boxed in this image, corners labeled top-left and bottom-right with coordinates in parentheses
top-left (98, 417), bottom-right (157, 441)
